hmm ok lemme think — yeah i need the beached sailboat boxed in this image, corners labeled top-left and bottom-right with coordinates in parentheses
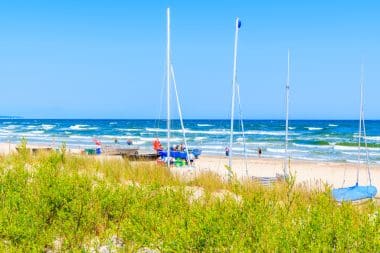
top-left (332, 65), bottom-right (377, 202)
top-left (227, 18), bottom-right (285, 183)
top-left (156, 8), bottom-right (202, 165)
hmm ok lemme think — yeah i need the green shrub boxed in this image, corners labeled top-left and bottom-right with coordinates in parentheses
top-left (0, 151), bottom-right (378, 251)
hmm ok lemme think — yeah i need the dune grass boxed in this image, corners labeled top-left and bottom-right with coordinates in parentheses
top-left (0, 143), bottom-right (379, 252)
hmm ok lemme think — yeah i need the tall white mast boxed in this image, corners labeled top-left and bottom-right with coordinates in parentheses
top-left (229, 17), bottom-right (240, 170)
top-left (166, 8), bottom-right (171, 166)
top-left (284, 49), bottom-right (290, 175)
top-left (357, 64), bottom-right (364, 184)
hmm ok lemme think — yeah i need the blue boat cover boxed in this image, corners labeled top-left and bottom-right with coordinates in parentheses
top-left (158, 151), bottom-right (187, 159)
top-left (332, 184), bottom-right (377, 202)
top-left (192, 148), bottom-right (202, 157)
top-left (159, 149), bottom-right (202, 160)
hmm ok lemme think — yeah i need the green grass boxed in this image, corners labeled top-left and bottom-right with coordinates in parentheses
top-left (0, 145), bottom-right (379, 252)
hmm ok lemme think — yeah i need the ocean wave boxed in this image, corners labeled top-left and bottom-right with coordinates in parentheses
top-left (244, 130), bottom-right (287, 136)
top-left (145, 127), bottom-right (294, 136)
top-left (68, 135), bottom-right (92, 140)
top-left (117, 128), bottom-right (143, 132)
top-left (0, 129), bottom-right (13, 134)
top-left (109, 122), bottom-right (118, 125)
top-left (30, 130), bottom-right (45, 134)
top-left (333, 145), bottom-right (359, 151)
top-left (293, 143), bottom-right (331, 149)
top-left (200, 145), bottom-right (226, 150)
top-left (99, 135), bottom-right (138, 140)
top-left (306, 127), bottom-right (323, 131)
top-left (197, 124), bottom-right (214, 127)
top-left (266, 148), bottom-right (286, 153)
top-left (288, 127), bottom-right (296, 130)
top-left (328, 124), bottom-right (338, 127)
top-left (145, 127), bottom-right (227, 135)
top-left (41, 124), bottom-right (55, 130)
top-left (194, 137), bottom-right (208, 141)
top-left (69, 124), bottom-right (98, 131)
top-left (4, 125), bottom-right (18, 130)
top-left (364, 136), bottom-right (380, 141)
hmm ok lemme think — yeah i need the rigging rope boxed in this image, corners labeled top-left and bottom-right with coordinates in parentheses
top-left (236, 82), bottom-right (248, 176)
top-left (154, 61), bottom-right (167, 139)
top-left (171, 64), bottom-right (191, 165)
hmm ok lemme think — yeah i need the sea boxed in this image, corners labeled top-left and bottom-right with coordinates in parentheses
top-left (1, 119), bottom-right (380, 164)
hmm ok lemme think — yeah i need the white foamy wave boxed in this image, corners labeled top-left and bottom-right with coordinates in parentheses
top-left (197, 124), bottom-right (214, 127)
top-left (109, 122), bottom-right (117, 125)
top-left (345, 159), bottom-right (360, 164)
top-left (328, 124), bottom-right (338, 127)
top-left (194, 137), bottom-right (207, 141)
top-left (288, 127), bottom-right (296, 130)
top-left (341, 151), bottom-right (356, 155)
top-left (0, 129), bottom-right (13, 134)
top-left (266, 148), bottom-right (285, 153)
top-left (69, 124), bottom-right (98, 131)
top-left (26, 125), bottom-right (37, 129)
top-left (364, 136), bottom-right (380, 141)
top-left (146, 127), bottom-right (228, 135)
top-left (244, 130), bottom-right (286, 136)
top-left (334, 144), bottom-right (380, 151)
top-left (200, 145), bottom-right (225, 150)
top-left (41, 124), bottom-right (55, 130)
top-left (245, 142), bottom-right (272, 147)
top-left (4, 125), bottom-right (17, 130)
top-left (333, 145), bottom-right (358, 151)
top-left (100, 135), bottom-right (138, 140)
top-left (116, 128), bottom-right (143, 132)
top-left (30, 130), bottom-right (44, 134)
top-left (293, 143), bottom-right (331, 149)
top-left (68, 135), bottom-right (92, 140)
top-left (306, 127), bottom-right (323, 131)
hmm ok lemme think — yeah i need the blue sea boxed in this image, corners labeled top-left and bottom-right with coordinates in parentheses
top-left (1, 119), bottom-right (380, 163)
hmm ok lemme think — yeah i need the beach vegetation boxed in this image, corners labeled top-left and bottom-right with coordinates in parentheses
top-left (0, 150), bottom-right (379, 251)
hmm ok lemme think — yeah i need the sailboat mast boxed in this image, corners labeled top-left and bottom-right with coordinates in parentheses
top-left (285, 49), bottom-right (290, 175)
top-left (166, 8), bottom-right (171, 166)
top-left (357, 64), bottom-right (364, 183)
top-left (229, 17), bottom-right (240, 169)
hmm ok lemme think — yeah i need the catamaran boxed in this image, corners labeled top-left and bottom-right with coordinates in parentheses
top-left (155, 8), bottom-right (202, 166)
top-left (332, 65), bottom-right (377, 202)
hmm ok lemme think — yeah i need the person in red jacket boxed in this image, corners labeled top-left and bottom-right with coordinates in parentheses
top-left (153, 138), bottom-right (163, 152)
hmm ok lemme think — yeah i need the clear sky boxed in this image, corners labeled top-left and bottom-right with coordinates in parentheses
top-left (0, 0), bottom-right (379, 119)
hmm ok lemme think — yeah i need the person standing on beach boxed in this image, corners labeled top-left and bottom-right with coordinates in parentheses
top-left (225, 147), bottom-right (230, 157)
top-left (258, 147), bottom-right (262, 158)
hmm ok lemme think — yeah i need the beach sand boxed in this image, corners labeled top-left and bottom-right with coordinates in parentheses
top-left (195, 155), bottom-right (380, 196)
top-left (1, 142), bottom-right (379, 197)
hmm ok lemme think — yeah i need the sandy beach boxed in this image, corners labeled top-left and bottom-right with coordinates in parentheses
top-left (1, 142), bottom-right (379, 198)
top-left (195, 155), bottom-right (380, 194)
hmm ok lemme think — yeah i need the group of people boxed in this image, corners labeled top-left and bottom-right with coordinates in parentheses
top-left (172, 143), bottom-right (186, 152)
top-left (152, 138), bottom-right (187, 152)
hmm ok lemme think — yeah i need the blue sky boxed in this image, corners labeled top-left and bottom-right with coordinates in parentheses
top-left (0, 0), bottom-right (379, 119)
